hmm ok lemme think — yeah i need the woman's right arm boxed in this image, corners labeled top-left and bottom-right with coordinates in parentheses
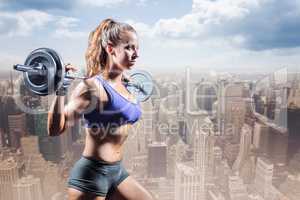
top-left (47, 81), bottom-right (93, 136)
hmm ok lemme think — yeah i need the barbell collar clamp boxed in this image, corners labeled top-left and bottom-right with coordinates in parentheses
top-left (14, 63), bottom-right (48, 76)
top-left (125, 82), bottom-right (145, 93)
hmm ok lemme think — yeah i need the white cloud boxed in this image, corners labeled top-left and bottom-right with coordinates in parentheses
top-left (125, 20), bottom-right (153, 37)
top-left (151, 0), bottom-right (261, 40)
top-left (127, 0), bottom-right (260, 41)
top-left (192, 0), bottom-right (260, 19)
top-left (78, 0), bottom-right (129, 7)
top-left (55, 16), bottom-right (79, 29)
top-left (77, 0), bottom-right (150, 8)
top-left (127, 0), bottom-right (300, 51)
top-left (137, 0), bottom-right (148, 7)
top-left (52, 16), bottom-right (87, 39)
top-left (52, 28), bottom-right (87, 39)
top-left (153, 14), bottom-right (206, 39)
top-left (0, 10), bottom-right (53, 36)
top-left (0, 10), bottom-right (87, 39)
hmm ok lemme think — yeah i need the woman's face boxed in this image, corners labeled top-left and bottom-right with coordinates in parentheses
top-left (111, 31), bottom-right (139, 70)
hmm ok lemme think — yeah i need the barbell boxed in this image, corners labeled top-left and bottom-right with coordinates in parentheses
top-left (13, 48), bottom-right (153, 102)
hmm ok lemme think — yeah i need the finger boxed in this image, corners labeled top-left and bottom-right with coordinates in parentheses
top-left (65, 63), bottom-right (78, 72)
top-left (68, 65), bottom-right (78, 71)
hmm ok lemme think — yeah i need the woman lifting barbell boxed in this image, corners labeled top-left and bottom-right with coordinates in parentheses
top-left (47, 18), bottom-right (154, 200)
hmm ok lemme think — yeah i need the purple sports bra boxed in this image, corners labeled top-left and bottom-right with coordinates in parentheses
top-left (83, 74), bottom-right (142, 128)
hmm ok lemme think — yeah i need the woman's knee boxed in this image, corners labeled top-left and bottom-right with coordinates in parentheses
top-left (68, 187), bottom-right (85, 200)
top-left (68, 187), bottom-right (106, 200)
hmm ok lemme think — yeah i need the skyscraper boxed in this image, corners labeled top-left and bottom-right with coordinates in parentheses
top-left (193, 130), bottom-right (209, 200)
top-left (232, 124), bottom-right (252, 171)
top-left (218, 81), bottom-right (249, 136)
top-left (12, 175), bottom-right (43, 200)
top-left (0, 157), bottom-right (19, 200)
top-left (7, 113), bottom-right (26, 149)
top-left (228, 174), bottom-right (248, 200)
top-left (254, 157), bottom-right (274, 199)
top-left (196, 82), bottom-right (217, 113)
top-left (148, 142), bottom-right (167, 178)
top-left (178, 116), bottom-right (188, 144)
top-left (1, 96), bottom-right (23, 148)
top-left (253, 122), bottom-right (288, 165)
top-left (175, 162), bottom-right (201, 200)
top-left (21, 136), bottom-right (39, 156)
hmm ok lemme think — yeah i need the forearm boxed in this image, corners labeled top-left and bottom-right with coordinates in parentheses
top-left (47, 95), bottom-right (66, 136)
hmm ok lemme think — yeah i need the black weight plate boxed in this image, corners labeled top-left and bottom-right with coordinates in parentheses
top-left (24, 48), bottom-right (56, 95)
top-left (43, 48), bottom-right (64, 92)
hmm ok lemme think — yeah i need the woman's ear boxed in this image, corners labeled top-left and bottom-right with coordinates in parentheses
top-left (106, 43), bottom-right (115, 55)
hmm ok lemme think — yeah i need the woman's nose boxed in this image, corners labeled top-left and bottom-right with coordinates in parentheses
top-left (133, 50), bottom-right (139, 59)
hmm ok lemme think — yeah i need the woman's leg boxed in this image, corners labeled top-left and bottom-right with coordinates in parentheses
top-left (67, 157), bottom-right (110, 200)
top-left (68, 187), bottom-right (106, 200)
top-left (105, 189), bottom-right (127, 200)
top-left (115, 176), bottom-right (154, 200)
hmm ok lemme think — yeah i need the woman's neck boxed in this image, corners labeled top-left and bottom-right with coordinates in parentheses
top-left (102, 69), bottom-right (123, 83)
top-left (102, 59), bottom-right (124, 83)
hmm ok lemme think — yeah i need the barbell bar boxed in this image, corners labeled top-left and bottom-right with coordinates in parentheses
top-left (13, 47), bottom-right (153, 102)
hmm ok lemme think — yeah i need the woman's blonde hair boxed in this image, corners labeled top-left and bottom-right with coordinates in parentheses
top-left (85, 18), bottom-right (136, 77)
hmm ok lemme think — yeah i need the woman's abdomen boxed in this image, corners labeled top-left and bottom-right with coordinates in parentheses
top-left (82, 125), bottom-right (130, 162)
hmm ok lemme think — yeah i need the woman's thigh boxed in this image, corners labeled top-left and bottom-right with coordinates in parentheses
top-left (115, 176), bottom-right (154, 200)
top-left (105, 189), bottom-right (126, 200)
top-left (68, 187), bottom-right (106, 200)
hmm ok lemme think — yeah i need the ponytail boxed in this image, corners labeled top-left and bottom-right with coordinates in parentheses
top-left (85, 19), bottom-right (114, 77)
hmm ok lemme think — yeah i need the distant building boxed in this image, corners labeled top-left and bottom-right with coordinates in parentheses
top-left (278, 174), bottom-right (300, 200)
top-left (212, 146), bottom-right (222, 176)
top-left (253, 122), bottom-right (288, 165)
top-left (144, 177), bottom-right (174, 200)
top-left (0, 95), bottom-right (26, 148)
top-left (207, 189), bottom-right (226, 200)
top-left (254, 157), bottom-right (274, 199)
top-left (218, 81), bottom-right (249, 136)
top-left (21, 136), bottom-right (40, 156)
top-left (12, 175), bottom-right (43, 200)
top-left (0, 158), bottom-right (19, 200)
top-left (196, 82), bottom-right (217, 113)
top-left (43, 163), bottom-right (65, 200)
top-left (178, 118), bottom-right (188, 144)
top-left (193, 130), bottom-right (211, 200)
top-left (228, 174), bottom-right (248, 200)
top-left (232, 124), bottom-right (252, 171)
top-left (7, 113), bottom-right (27, 149)
top-left (175, 162), bottom-right (201, 200)
top-left (148, 142), bottom-right (167, 178)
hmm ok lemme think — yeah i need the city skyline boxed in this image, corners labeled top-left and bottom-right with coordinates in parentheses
top-left (1, 69), bottom-right (300, 199)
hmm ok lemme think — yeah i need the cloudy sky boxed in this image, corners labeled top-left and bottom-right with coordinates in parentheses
top-left (0, 0), bottom-right (300, 74)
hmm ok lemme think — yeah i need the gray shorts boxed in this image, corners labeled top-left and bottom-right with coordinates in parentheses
top-left (68, 156), bottom-right (129, 197)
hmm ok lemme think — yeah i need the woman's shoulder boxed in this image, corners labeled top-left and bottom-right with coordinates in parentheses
top-left (73, 75), bottom-right (109, 102)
